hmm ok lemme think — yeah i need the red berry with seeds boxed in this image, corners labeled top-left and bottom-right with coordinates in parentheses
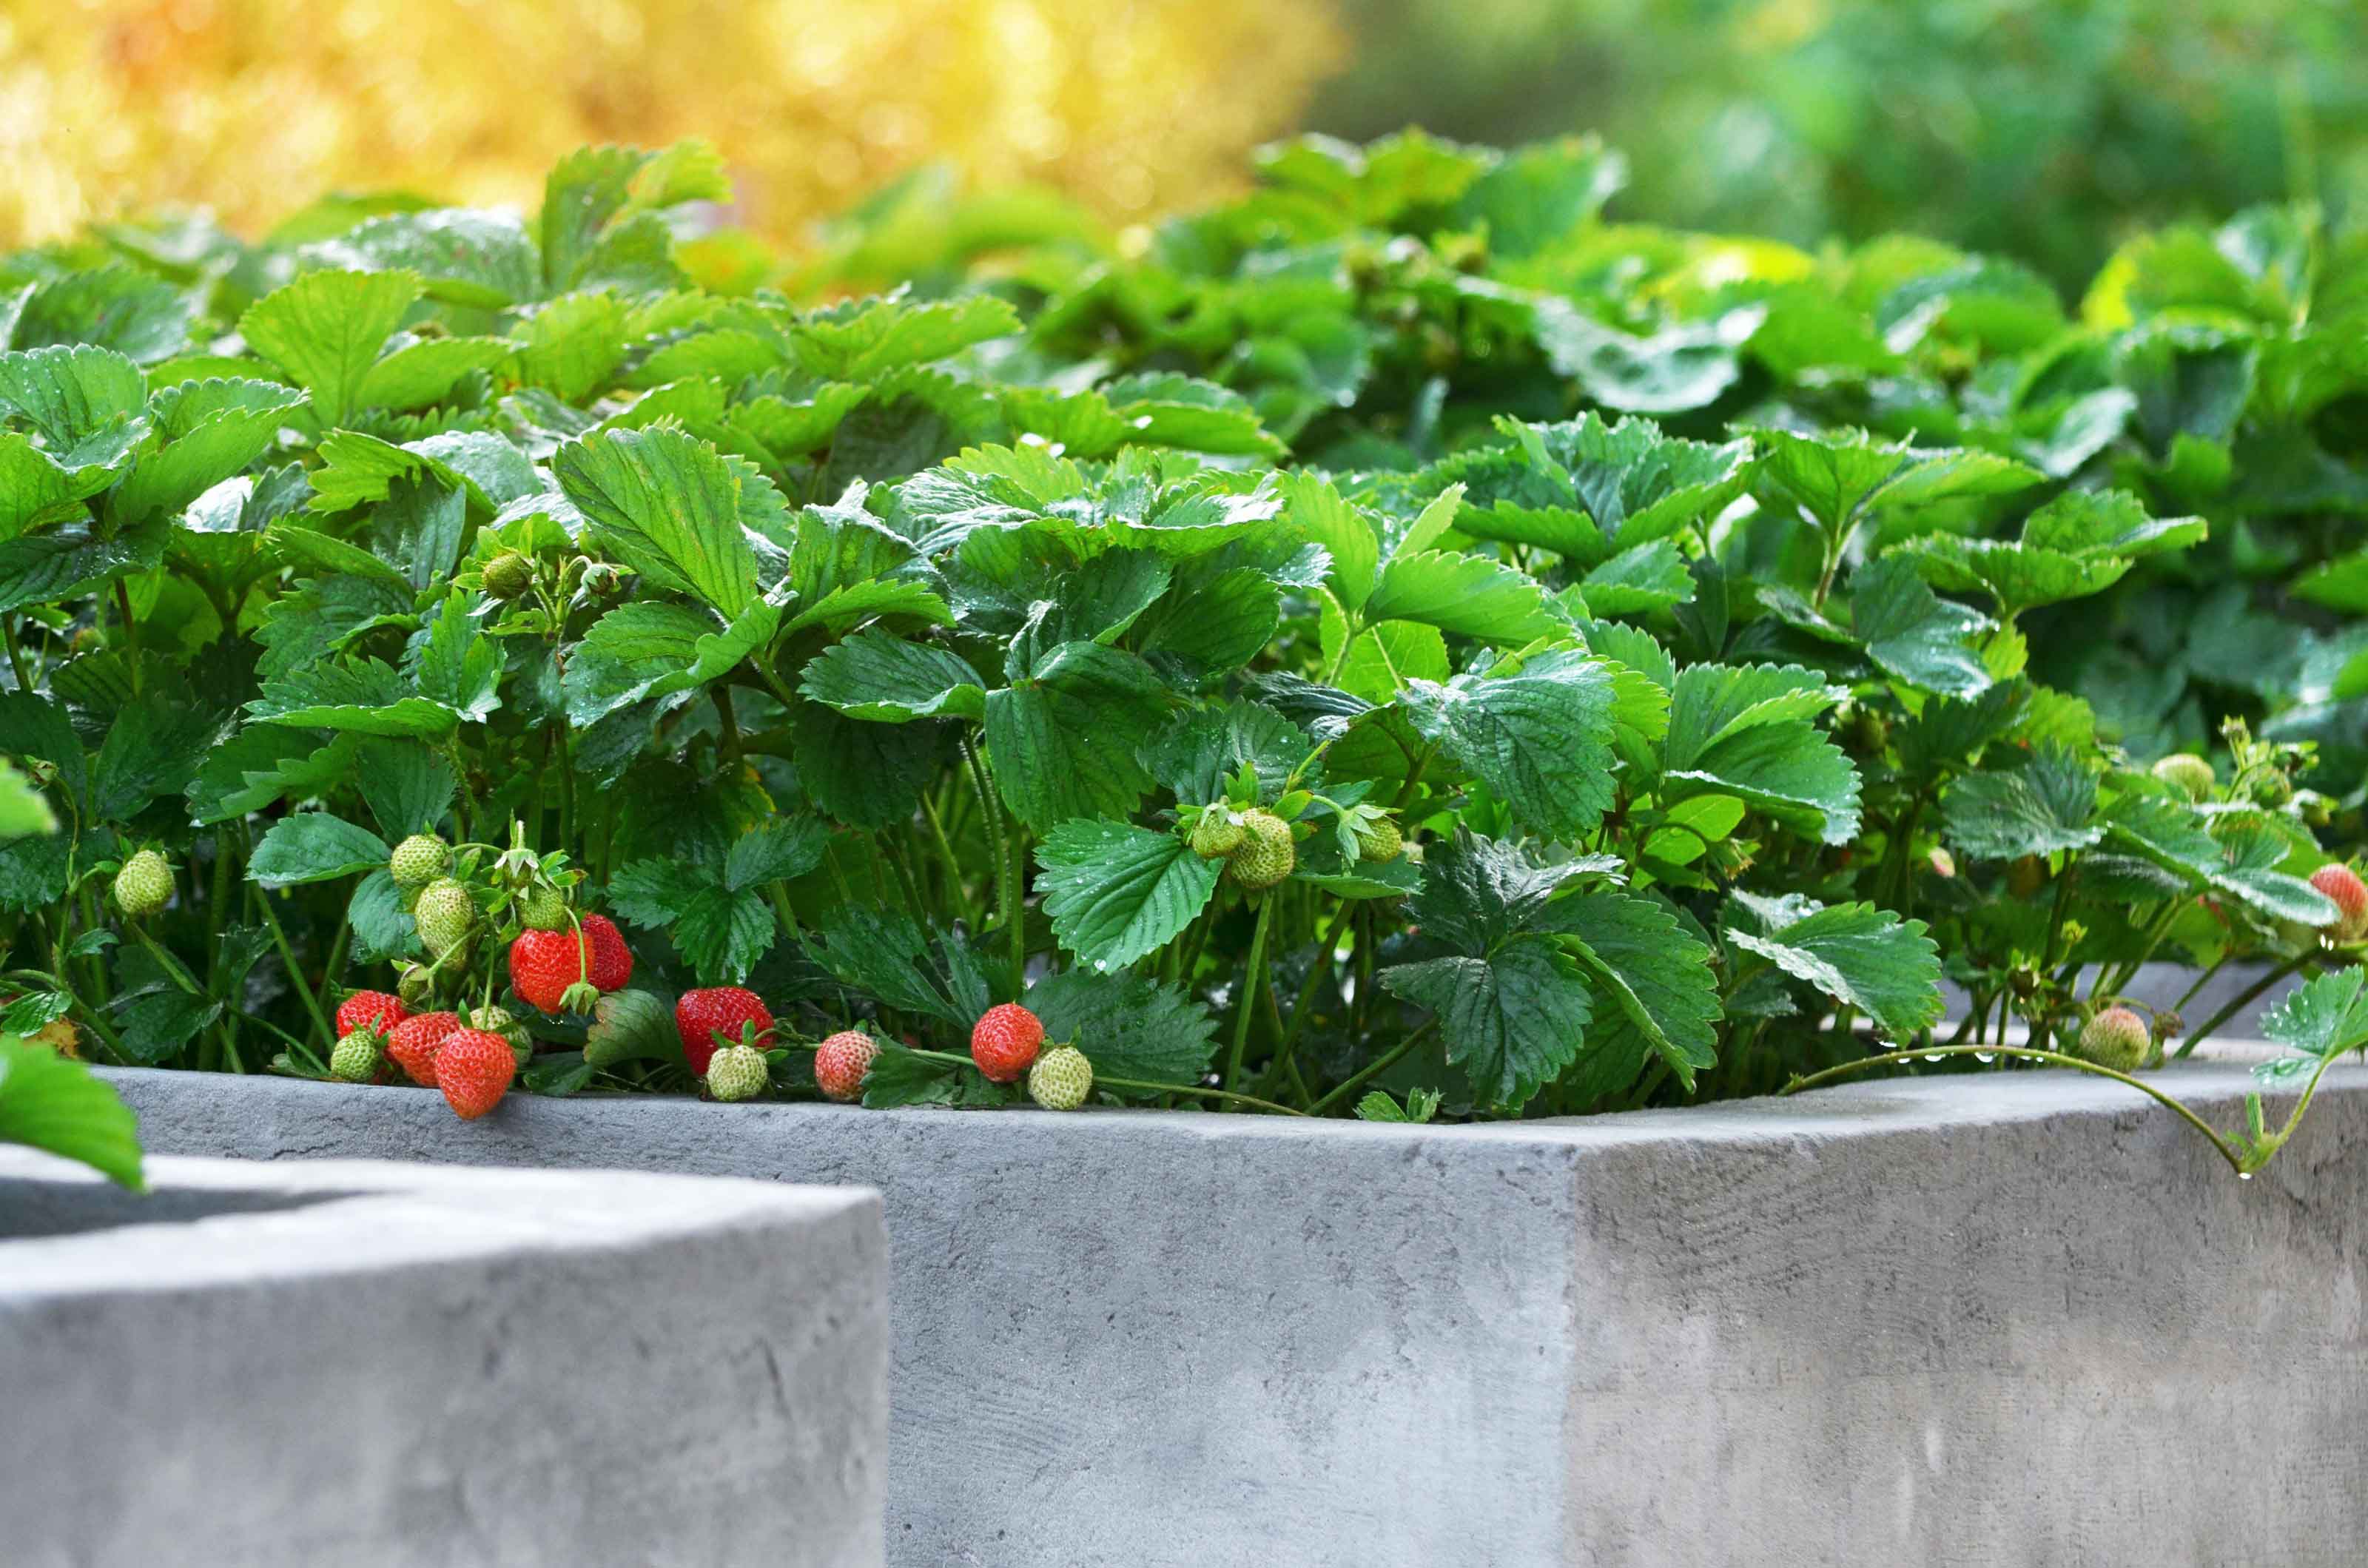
top-left (814, 1029), bottom-right (878, 1103)
top-left (970, 1003), bottom-right (1043, 1084)
top-left (386, 1010), bottom-right (462, 1088)
top-left (436, 1028), bottom-right (516, 1120)
top-left (508, 928), bottom-right (596, 1014)
top-left (582, 914), bottom-right (633, 992)
top-left (335, 991), bottom-right (408, 1039)
top-left (2309, 864), bottom-right (2368, 942)
top-left (674, 987), bottom-right (774, 1076)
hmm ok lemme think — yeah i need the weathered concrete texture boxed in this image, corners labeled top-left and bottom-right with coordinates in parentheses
top-left (1, 1149), bottom-right (887, 1568)
top-left (103, 1058), bottom-right (2368, 1568)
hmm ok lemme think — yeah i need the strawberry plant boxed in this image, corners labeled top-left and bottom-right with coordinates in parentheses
top-left (0, 134), bottom-right (2363, 1168)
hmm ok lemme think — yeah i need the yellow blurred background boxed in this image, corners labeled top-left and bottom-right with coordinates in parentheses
top-left (0, 0), bottom-right (1342, 247)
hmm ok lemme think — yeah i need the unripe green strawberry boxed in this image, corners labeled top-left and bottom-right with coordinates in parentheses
top-left (330, 1030), bottom-right (383, 1083)
top-left (1191, 809), bottom-right (1245, 859)
top-left (2150, 753), bottom-right (2215, 801)
top-left (1354, 816), bottom-right (1404, 864)
top-left (482, 551), bottom-right (534, 601)
top-left (706, 1043), bottom-right (770, 1103)
top-left (517, 886), bottom-right (569, 932)
top-left (388, 833), bottom-right (451, 889)
top-left (1027, 1045), bottom-right (1093, 1111)
top-left (1226, 809), bottom-right (1295, 890)
top-left (2309, 864), bottom-right (2368, 942)
top-left (414, 878), bottom-right (476, 957)
top-left (112, 849), bottom-right (172, 920)
top-left (394, 961), bottom-right (437, 1009)
top-left (2076, 1006), bottom-right (2150, 1073)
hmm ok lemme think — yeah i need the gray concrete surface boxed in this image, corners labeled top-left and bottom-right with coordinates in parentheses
top-left (1, 1149), bottom-right (887, 1568)
top-left (102, 1057), bottom-right (2368, 1568)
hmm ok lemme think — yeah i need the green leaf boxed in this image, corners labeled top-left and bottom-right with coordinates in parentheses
top-left (1026, 969), bottom-right (1222, 1088)
top-left (354, 335), bottom-right (511, 413)
top-left (860, 1040), bottom-right (963, 1108)
top-left (185, 728), bottom-right (354, 824)
top-left (346, 869), bottom-right (419, 963)
top-left (355, 739), bottom-right (454, 841)
top-left (724, 818), bottom-right (830, 891)
top-left (2102, 798), bottom-right (2338, 926)
top-left (539, 141), bottom-right (729, 293)
top-left (791, 294), bottom-right (1022, 381)
top-left (1533, 303), bottom-right (1760, 414)
top-left (983, 640), bottom-right (1166, 832)
top-left (1381, 940), bottom-right (1592, 1109)
top-left (1450, 412), bottom-right (1754, 565)
top-left (0, 758), bottom-right (57, 840)
top-left (1137, 701), bottom-right (1314, 807)
top-left (1551, 889), bottom-right (1720, 1091)
top-left (0, 434), bottom-right (92, 541)
top-left (555, 427), bottom-right (760, 616)
top-left (805, 904), bottom-right (992, 1027)
top-left (1749, 425), bottom-right (2043, 534)
top-left (2258, 970), bottom-right (2368, 1063)
top-left (0, 345), bottom-right (147, 460)
top-left (0, 1037), bottom-right (144, 1189)
top-left (1399, 650), bottom-right (1623, 840)
top-left (565, 598), bottom-right (782, 727)
top-left (1577, 539), bottom-right (1694, 617)
top-left (307, 428), bottom-right (537, 516)
top-left (1659, 663), bottom-right (1859, 844)
top-left (1725, 894), bottom-right (1942, 1040)
top-left (312, 209), bottom-right (542, 308)
top-left (1364, 549), bottom-right (1564, 644)
top-left (1035, 819), bottom-right (1222, 971)
top-left (608, 855), bottom-right (775, 987)
top-left (799, 630), bottom-right (987, 721)
top-left (237, 269), bottom-right (421, 426)
top-left (110, 378), bottom-right (306, 525)
top-left (246, 811), bottom-right (391, 888)
top-left (1940, 747), bottom-right (2102, 861)
top-left (1892, 490), bottom-right (2206, 619)
top-left (1281, 471), bottom-right (1380, 613)
top-left (789, 705), bottom-right (944, 831)
top-left (246, 659), bottom-right (467, 738)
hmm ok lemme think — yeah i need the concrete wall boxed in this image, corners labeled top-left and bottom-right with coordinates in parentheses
top-left (1, 1149), bottom-right (887, 1568)
top-left (101, 1058), bottom-right (2368, 1567)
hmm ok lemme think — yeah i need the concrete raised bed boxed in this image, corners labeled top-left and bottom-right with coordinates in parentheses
top-left (102, 1059), bottom-right (2368, 1567)
top-left (1, 1148), bottom-right (887, 1568)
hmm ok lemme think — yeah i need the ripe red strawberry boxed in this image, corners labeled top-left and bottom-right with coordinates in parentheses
top-left (2310, 864), bottom-right (2368, 941)
top-left (336, 991), bottom-right (408, 1039)
top-left (436, 1028), bottom-right (515, 1120)
top-left (674, 987), bottom-right (774, 1076)
top-left (814, 1029), bottom-right (878, 1103)
top-left (970, 1002), bottom-right (1043, 1084)
top-left (386, 1010), bottom-right (462, 1088)
top-left (508, 928), bottom-right (596, 1014)
top-left (582, 914), bottom-right (633, 992)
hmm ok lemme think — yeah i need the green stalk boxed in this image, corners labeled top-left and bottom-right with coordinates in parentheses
top-left (1780, 1044), bottom-right (2244, 1173)
top-left (1, 613), bottom-right (33, 693)
top-left (2176, 954), bottom-right (2307, 1059)
top-left (874, 1043), bottom-right (1308, 1116)
top-left (255, 886), bottom-right (334, 1049)
top-left (918, 794), bottom-right (975, 926)
top-left (1220, 895), bottom-right (1278, 1101)
top-left (962, 733), bottom-right (1023, 997)
top-left (1307, 1018), bottom-right (1437, 1117)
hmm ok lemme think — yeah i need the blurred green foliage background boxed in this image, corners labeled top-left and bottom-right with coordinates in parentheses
top-left (1315, 0), bottom-right (2368, 286)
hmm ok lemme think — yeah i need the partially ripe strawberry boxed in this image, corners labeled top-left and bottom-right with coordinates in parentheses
top-left (508, 927), bottom-right (598, 1015)
top-left (335, 990), bottom-right (408, 1039)
top-left (970, 1003), bottom-right (1044, 1084)
top-left (674, 987), bottom-right (774, 1076)
top-left (580, 914), bottom-right (633, 992)
top-left (436, 1029), bottom-right (516, 1119)
top-left (2309, 864), bottom-right (2368, 942)
top-left (2076, 1006), bottom-right (2150, 1073)
top-left (386, 1011), bottom-right (462, 1087)
top-left (814, 1029), bottom-right (878, 1103)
